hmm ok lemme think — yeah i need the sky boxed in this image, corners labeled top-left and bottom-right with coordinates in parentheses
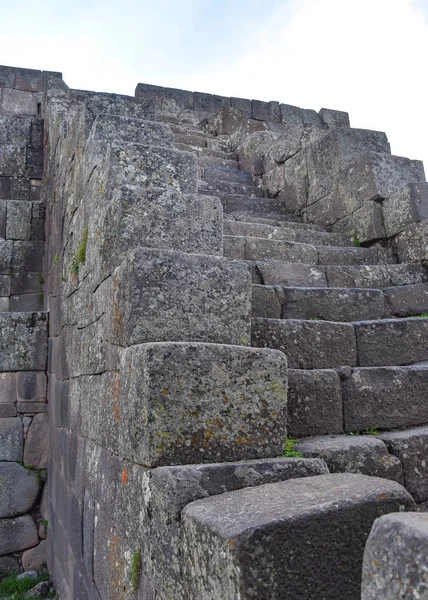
top-left (1, 0), bottom-right (427, 169)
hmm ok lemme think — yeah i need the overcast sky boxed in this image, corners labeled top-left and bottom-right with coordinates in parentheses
top-left (1, 0), bottom-right (427, 169)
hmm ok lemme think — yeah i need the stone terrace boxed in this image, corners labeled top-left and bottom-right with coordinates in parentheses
top-left (1, 66), bottom-right (428, 598)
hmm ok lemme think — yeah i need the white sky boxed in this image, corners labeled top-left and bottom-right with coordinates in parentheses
top-left (1, 0), bottom-right (427, 170)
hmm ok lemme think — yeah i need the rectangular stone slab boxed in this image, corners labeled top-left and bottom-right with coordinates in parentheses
top-left (362, 513), bottom-right (428, 599)
top-left (0, 312), bottom-right (48, 371)
top-left (181, 473), bottom-right (413, 600)
top-left (111, 248), bottom-right (251, 347)
top-left (342, 365), bottom-right (428, 431)
top-left (118, 342), bottom-right (287, 466)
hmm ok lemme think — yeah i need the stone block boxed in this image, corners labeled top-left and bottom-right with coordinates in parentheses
top-left (351, 200), bottom-right (385, 243)
top-left (302, 108), bottom-right (322, 126)
top-left (181, 473), bottom-right (413, 600)
top-left (362, 513), bottom-right (428, 599)
top-left (0, 89), bottom-right (38, 115)
top-left (16, 371), bottom-right (46, 403)
top-left (394, 220), bottom-right (428, 264)
top-left (0, 201), bottom-right (5, 238)
top-left (5, 200), bottom-right (32, 240)
top-left (193, 92), bottom-right (213, 112)
top-left (244, 237), bottom-right (318, 263)
top-left (296, 435), bottom-right (403, 482)
top-left (0, 239), bottom-right (14, 272)
top-left (379, 427), bottom-right (428, 502)
top-left (84, 90), bottom-right (155, 127)
top-left (0, 417), bottom-right (22, 461)
top-left (280, 103), bottom-right (303, 125)
top-left (119, 342), bottom-right (287, 466)
top-left (355, 318), bottom-right (428, 366)
top-left (384, 282), bottom-right (428, 317)
top-left (0, 462), bottom-right (40, 518)
top-left (230, 97), bottom-right (252, 118)
top-left (0, 312), bottom-right (48, 371)
top-left (223, 235), bottom-right (245, 259)
top-left (12, 241), bottom-right (44, 271)
top-left (10, 293), bottom-right (44, 312)
top-left (342, 365), bottom-right (428, 431)
top-left (10, 273), bottom-right (40, 297)
top-left (111, 248), bottom-right (251, 347)
top-left (319, 108), bottom-right (350, 128)
top-left (0, 372), bottom-right (15, 404)
top-left (0, 176), bottom-right (29, 200)
top-left (24, 413), bottom-right (48, 468)
top-left (89, 112), bottom-right (172, 148)
top-left (0, 144), bottom-right (26, 177)
top-left (14, 68), bottom-right (43, 92)
top-left (0, 405), bottom-right (16, 417)
top-left (382, 182), bottom-right (428, 237)
top-left (255, 260), bottom-right (327, 287)
top-left (0, 66), bottom-right (16, 88)
top-left (0, 515), bottom-right (38, 554)
top-left (251, 285), bottom-right (283, 319)
top-left (318, 245), bottom-right (374, 266)
top-left (287, 369), bottom-right (343, 437)
top-left (252, 317), bottom-right (357, 369)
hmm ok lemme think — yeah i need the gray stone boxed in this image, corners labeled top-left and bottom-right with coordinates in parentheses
top-left (281, 286), bottom-right (385, 321)
top-left (0, 515), bottom-right (38, 554)
top-left (0, 274), bottom-right (11, 295)
top-left (362, 513), bottom-right (428, 599)
top-left (0, 372), bottom-right (15, 403)
top-left (252, 317), bottom-right (357, 369)
top-left (0, 144), bottom-right (26, 177)
top-left (280, 103), bottom-right (303, 125)
top-left (25, 580), bottom-right (51, 598)
top-left (10, 294), bottom-right (44, 312)
top-left (0, 417), bottom-right (23, 461)
top-left (355, 318), bottom-right (428, 366)
top-left (0, 89), bottom-right (38, 115)
top-left (0, 297), bottom-right (9, 311)
top-left (119, 342), bottom-right (287, 466)
top-left (0, 312), bottom-right (48, 371)
top-left (84, 89), bottom-right (155, 125)
top-left (17, 570), bottom-right (38, 581)
top-left (181, 473), bottom-right (413, 600)
top-left (230, 97), bottom-right (252, 118)
top-left (0, 555), bottom-right (19, 572)
top-left (11, 271), bottom-right (41, 295)
top-left (295, 435), bottom-right (403, 482)
top-left (12, 241), bottom-right (44, 272)
top-left (244, 237), bottom-right (318, 263)
top-left (0, 462), bottom-right (40, 517)
top-left (287, 369), bottom-right (343, 437)
top-left (251, 285), bottom-right (283, 319)
top-left (318, 108), bottom-right (350, 128)
top-left (24, 413), bottom-right (48, 468)
top-left (111, 248), bottom-right (251, 347)
top-left (224, 220), bottom-right (296, 241)
top-left (379, 427), bottom-right (428, 502)
top-left (382, 183), bottom-right (428, 237)
top-left (395, 220), bottom-right (428, 264)
top-left (342, 365), bottom-right (428, 431)
top-left (384, 283), bottom-right (428, 317)
top-left (350, 200), bottom-right (385, 243)
top-left (16, 371), bottom-right (46, 403)
top-left (0, 404), bottom-right (16, 417)
top-left (22, 540), bottom-right (47, 570)
top-left (255, 260), bottom-right (327, 287)
top-left (318, 245), bottom-right (375, 266)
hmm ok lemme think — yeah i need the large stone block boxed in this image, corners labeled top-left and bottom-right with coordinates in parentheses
top-left (384, 282), bottom-right (428, 317)
top-left (355, 318), bottom-right (428, 366)
top-left (379, 427), bottom-right (428, 503)
top-left (0, 372), bottom-right (16, 403)
top-left (0, 312), bottom-right (48, 371)
top-left (0, 89), bottom-right (38, 115)
top-left (287, 369), bottom-right (343, 437)
top-left (362, 513), bottom-right (428, 599)
top-left (255, 260), bottom-right (327, 287)
top-left (6, 200), bottom-right (32, 240)
top-left (0, 515), bottom-right (38, 554)
top-left (0, 417), bottom-right (23, 461)
top-left (181, 473), bottom-right (413, 600)
top-left (0, 144), bottom-right (26, 177)
top-left (295, 435), bottom-right (403, 482)
top-left (111, 248), bottom-right (251, 346)
top-left (0, 462), bottom-right (40, 518)
top-left (24, 413), bottom-right (48, 468)
top-left (382, 182), bottom-right (428, 237)
top-left (342, 365), bottom-right (428, 431)
top-left (394, 220), bottom-right (428, 263)
top-left (119, 342), bottom-right (287, 466)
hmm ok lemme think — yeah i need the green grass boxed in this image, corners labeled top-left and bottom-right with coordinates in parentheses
top-left (0, 571), bottom-right (49, 599)
top-left (282, 437), bottom-right (304, 458)
top-left (410, 312), bottom-right (428, 318)
top-left (351, 231), bottom-right (360, 247)
top-left (130, 549), bottom-right (141, 592)
top-left (71, 227), bottom-right (88, 276)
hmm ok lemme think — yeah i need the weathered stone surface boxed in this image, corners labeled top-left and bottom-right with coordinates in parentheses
top-left (251, 285), bottom-right (284, 319)
top-left (84, 90), bottom-right (155, 125)
top-left (0, 515), bottom-right (38, 554)
top-left (25, 580), bottom-right (51, 598)
top-left (252, 317), bottom-right (357, 369)
top-left (119, 342), bottom-right (287, 466)
top-left (362, 513), bottom-right (428, 599)
top-left (111, 248), bottom-right (251, 346)
top-left (287, 369), bottom-right (343, 437)
top-left (382, 183), bottom-right (428, 237)
top-left (325, 264), bottom-right (428, 289)
top-left (22, 540), bottom-right (47, 570)
top-left (384, 282), bottom-right (428, 317)
top-left (295, 435), bottom-right (403, 482)
top-left (255, 260), bottom-right (327, 287)
top-left (281, 286), bottom-right (385, 321)
top-left (0, 462), bottom-right (40, 517)
top-left (395, 220), bottom-right (428, 263)
top-left (224, 220), bottom-right (296, 241)
top-left (244, 237), bottom-right (318, 263)
top-left (16, 371), bottom-right (46, 403)
top-left (181, 474), bottom-right (413, 600)
top-left (379, 427), bottom-right (428, 502)
top-left (280, 103), bottom-right (303, 125)
top-left (24, 413), bottom-right (48, 468)
top-left (0, 417), bottom-right (22, 461)
top-left (318, 108), bottom-right (350, 128)
top-left (350, 200), bottom-right (385, 243)
top-left (0, 371), bottom-right (16, 403)
top-left (0, 312), bottom-right (48, 371)
top-left (0, 555), bottom-right (19, 573)
top-left (355, 318), bottom-right (428, 366)
top-left (318, 245), bottom-right (375, 266)
top-left (342, 365), bottom-right (428, 431)
top-left (0, 89), bottom-right (38, 116)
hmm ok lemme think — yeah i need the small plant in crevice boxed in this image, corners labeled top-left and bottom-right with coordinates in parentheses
top-left (130, 549), bottom-right (142, 592)
top-left (53, 254), bottom-right (59, 265)
top-left (351, 231), bottom-right (360, 247)
top-left (282, 437), bottom-right (303, 458)
top-left (71, 227), bottom-right (88, 276)
top-left (362, 427), bottom-right (380, 436)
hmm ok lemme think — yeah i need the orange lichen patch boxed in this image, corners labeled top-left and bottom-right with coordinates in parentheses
top-left (112, 374), bottom-right (121, 423)
top-left (229, 539), bottom-right (235, 548)
top-left (215, 418), bottom-right (225, 429)
top-left (161, 388), bottom-right (169, 395)
top-left (237, 436), bottom-right (251, 445)
top-left (87, 303), bottom-right (92, 312)
top-left (122, 468), bottom-right (128, 485)
top-left (223, 395), bottom-right (229, 404)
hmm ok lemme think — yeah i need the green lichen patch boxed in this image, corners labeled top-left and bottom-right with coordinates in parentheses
top-left (282, 437), bottom-right (303, 458)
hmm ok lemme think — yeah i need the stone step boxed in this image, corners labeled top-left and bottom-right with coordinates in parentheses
top-left (202, 166), bottom-right (252, 184)
top-left (174, 131), bottom-right (207, 147)
top-left (224, 220), bottom-right (353, 246)
top-left (198, 156), bottom-right (239, 170)
top-left (252, 285), bottom-right (386, 322)
top-left (224, 235), bottom-right (394, 265)
top-left (198, 178), bottom-right (262, 197)
top-left (227, 213), bottom-right (322, 229)
top-left (202, 194), bottom-right (279, 215)
top-left (253, 260), bottom-right (328, 286)
top-left (252, 316), bottom-right (428, 369)
top-left (181, 473), bottom-right (413, 600)
top-left (294, 435), bottom-right (403, 483)
top-left (326, 263), bottom-right (428, 289)
top-left (175, 143), bottom-right (234, 160)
